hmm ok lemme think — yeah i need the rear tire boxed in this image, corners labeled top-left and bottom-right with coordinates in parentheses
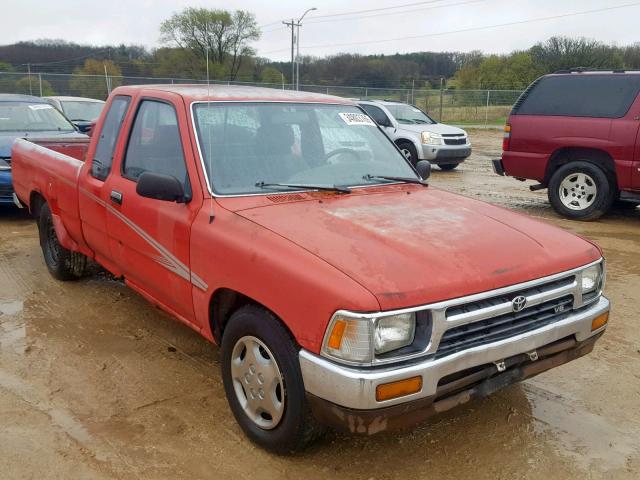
top-left (221, 305), bottom-right (325, 454)
top-left (439, 163), bottom-right (460, 171)
top-left (38, 203), bottom-right (86, 280)
top-left (397, 141), bottom-right (418, 166)
top-left (547, 161), bottom-right (615, 221)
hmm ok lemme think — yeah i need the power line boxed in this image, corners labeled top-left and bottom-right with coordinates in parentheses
top-left (21, 48), bottom-right (111, 66)
top-left (304, 0), bottom-right (486, 25)
top-left (260, 1), bottom-right (640, 55)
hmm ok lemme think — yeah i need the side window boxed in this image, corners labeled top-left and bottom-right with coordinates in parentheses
top-left (360, 104), bottom-right (390, 126)
top-left (92, 96), bottom-right (131, 180)
top-left (122, 100), bottom-right (189, 188)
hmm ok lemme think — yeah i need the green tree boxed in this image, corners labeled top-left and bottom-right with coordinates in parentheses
top-left (530, 36), bottom-right (623, 72)
top-left (15, 76), bottom-right (56, 96)
top-left (69, 59), bottom-right (122, 99)
top-left (159, 7), bottom-right (260, 80)
top-left (260, 66), bottom-right (282, 84)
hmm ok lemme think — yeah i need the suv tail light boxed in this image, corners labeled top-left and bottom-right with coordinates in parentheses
top-left (502, 124), bottom-right (511, 151)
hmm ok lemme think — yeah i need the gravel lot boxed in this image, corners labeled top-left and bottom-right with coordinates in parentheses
top-left (0, 129), bottom-right (638, 479)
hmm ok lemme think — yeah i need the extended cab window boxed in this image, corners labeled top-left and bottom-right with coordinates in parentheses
top-left (92, 96), bottom-right (130, 181)
top-left (123, 100), bottom-right (189, 188)
top-left (516, 75), bottom-right (640, 118)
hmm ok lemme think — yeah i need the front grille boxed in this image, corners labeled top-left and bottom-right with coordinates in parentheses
top-left (443, 137), bottom-right (466, 145)
top-left (435, 276), bottom-right (576, 359)
top-left (0, 184), bottom-right (13, 197)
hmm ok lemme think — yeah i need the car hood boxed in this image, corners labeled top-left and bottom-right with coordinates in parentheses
top-left (232, 186), bottom-right (601, 311)
top-left (0, 131), bottom-right (84, 158)
top-left (397, 123), bottom-right (466, 136)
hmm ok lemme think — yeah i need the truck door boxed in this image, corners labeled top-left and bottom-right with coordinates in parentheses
top-left (106, 97), bottom-right (201, 323)
top-left (78, 95), bottom-right (131, 272)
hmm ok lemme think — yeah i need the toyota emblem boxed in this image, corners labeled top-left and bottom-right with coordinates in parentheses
top-left (512, 295), bottom-right (527, 312)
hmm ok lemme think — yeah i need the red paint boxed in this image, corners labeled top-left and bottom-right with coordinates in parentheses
top-left (11, 85), bottom-right (603, 354)
top-left (501, 73), bottom-right (640, 193)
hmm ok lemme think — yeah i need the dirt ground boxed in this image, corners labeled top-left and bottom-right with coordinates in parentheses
top-left (0, 130), bottom-right (638, 479)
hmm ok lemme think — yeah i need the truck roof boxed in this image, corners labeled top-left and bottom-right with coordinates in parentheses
top-left (0, 93), bottom-right (49, 103)
top-left (112, 84), bottom-right (355, 105)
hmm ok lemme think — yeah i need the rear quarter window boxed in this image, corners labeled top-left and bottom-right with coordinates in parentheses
top-left (515, 75), bottom-right (640, 118)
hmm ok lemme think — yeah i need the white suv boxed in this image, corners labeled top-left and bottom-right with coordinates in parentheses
top-left (358, 100), bottom-right (471, 170)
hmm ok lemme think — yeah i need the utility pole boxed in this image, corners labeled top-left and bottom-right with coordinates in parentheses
top-left (283, 19), bottom-right (296, 89)
top-left (284, 8), bottom-right (316, 91)
top-left (27, 63), bottom-right (32, 95)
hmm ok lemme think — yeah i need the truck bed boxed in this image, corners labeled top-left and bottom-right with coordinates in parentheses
top-left (11, 137), bottom-right (91, 256)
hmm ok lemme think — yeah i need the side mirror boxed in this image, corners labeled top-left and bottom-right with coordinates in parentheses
top-left (378, 117), bottom-right (392, 128)
top-left (136, 171), bottom-right (186, 203)
top-left (415, 160), bottom-right (431, 180)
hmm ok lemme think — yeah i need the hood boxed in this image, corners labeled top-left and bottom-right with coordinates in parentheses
top-left (233, 186), bottom-right (601, 311)
top-left (0, 131), bottom-right (86, 158)
top-left (397, 123), bottom-right (466, 136)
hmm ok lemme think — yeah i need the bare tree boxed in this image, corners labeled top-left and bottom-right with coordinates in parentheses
top-left (159, 7), bottom-right (260, 80)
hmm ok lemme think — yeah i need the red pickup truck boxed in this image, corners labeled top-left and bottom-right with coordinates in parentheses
top-left (494, 71), bottom-right (640, 220)
top-left (12, 85), bottom-right (610, 453)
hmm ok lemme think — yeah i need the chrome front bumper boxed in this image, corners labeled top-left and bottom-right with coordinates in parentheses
top-left (300, 296), bottom-right (608, 410)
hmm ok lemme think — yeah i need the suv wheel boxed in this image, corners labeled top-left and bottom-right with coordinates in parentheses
top-left (548, 161), bottom-right (615, 221)
top-left (439, 163), bottom-right (460, 171)
top-left (397, 141), bottom-right (418, 165)
top-left (221, 305), bottom-right (325, 453)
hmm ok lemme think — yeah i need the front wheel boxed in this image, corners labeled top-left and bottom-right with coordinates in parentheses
top-left (397, 141), bottom-right (418, 166)
top-left (38, 203), bottom-right (86, 280)
top-left (221, 305), bottom-right (324, 453)
top-left (439, 163), bottom-right (460, 171)
top-left (547, 161), bottom-right (615, 221)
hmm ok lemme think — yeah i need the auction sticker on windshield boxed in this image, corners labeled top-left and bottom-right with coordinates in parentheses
top-left (339, 112), bottom-right (376, 126)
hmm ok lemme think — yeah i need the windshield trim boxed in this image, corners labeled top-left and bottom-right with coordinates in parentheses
top-left (189, 100), bottom-right (417, 198)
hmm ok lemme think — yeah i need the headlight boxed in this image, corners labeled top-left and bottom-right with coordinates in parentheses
top-left (581, 263), bottom-right (603, 294)
top-left (421, 131), bottom-right (443, 145)
top-left (0, 158), bottom-right (10, 171)
top-left (374, 313), bottom-right (416, 354)
top-left (322, 311), bottom-right (416, 364)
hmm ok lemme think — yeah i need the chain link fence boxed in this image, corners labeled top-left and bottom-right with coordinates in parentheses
top-left (0, 71), bottom-right (521, 126)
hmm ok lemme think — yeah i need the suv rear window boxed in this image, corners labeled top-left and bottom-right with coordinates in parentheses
top-left (515, 75), bottom-right (640, 118)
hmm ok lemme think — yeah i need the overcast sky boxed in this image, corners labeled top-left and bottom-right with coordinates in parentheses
top-left (2, 0), bottom-right (639, 61)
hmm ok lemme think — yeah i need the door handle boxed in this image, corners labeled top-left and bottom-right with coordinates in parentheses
top-left (110, 190), bottom-right (123, 205)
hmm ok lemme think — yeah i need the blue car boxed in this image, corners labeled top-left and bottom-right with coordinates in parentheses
top-left (0, 94), bottom-right (87, 205)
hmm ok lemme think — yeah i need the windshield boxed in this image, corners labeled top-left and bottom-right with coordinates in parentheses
top-left (0, 102), bottom-right (76, 132)
top-left (385, 104), bottom-right (435, 125)
top-left (192, 102), bottom-right (418, 195)
top-left (61, 100), bottom-right (105, 122)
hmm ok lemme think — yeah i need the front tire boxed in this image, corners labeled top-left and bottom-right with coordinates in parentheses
top-left (397, 141), bottom-right (418, 166)
top-left (38, 203), bottom-right (86, 280)
top-left (221, 305), bottom-right (324, 454)
top-left (439, 163), bottom-right (460, 171)
top-left (547, 161), bottom-right (615, 221)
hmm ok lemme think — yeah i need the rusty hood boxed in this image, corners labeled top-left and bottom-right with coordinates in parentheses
top-left (231, 186), bottom-right (601, 311)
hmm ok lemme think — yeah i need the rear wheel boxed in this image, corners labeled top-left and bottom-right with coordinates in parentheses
top-left (397, 141), bottom-right (418, 166)
top-left (221, 305), bottom-right (324, 453)
top-left (439, 163), bottom-right (460, 171)
top-left (547, 161), bottom-right (615, 221)
top-left (38, 203), bottom-right (86, 280)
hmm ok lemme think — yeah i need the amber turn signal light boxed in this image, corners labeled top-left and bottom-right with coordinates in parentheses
top-left (327, 319), bottom-right (347, 350)
top-left (591, 312), bottom-right (609, 331)
top-left (376, 376), bottom-right (423, 402)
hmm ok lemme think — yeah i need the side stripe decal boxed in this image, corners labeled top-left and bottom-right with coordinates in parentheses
top-left (80, 188), bottom-right (209, 291)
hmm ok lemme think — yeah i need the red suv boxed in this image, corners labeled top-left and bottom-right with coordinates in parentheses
top-left (493, 70), bottom-right (640, 220)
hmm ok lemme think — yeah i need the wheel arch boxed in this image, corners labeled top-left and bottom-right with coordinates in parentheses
top-left (208, 288), bottom-right (297, 346)
top-left (545, 147), bottom-right (618, 190)
top-left (29, 190), bottom-right (47, 219)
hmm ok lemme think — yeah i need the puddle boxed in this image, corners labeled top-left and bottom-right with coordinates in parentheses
top-left (524, 383), bottom-right (639, 472)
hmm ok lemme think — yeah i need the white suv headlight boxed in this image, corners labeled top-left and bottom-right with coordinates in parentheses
top-left (322, 311), bottom-right (416, 364)
top-left (421, 131), bottom-right (443, 145)
top-left (0, 158), bottom-right (10, 171)
top-left (581, 263), bottom-right (604, 294)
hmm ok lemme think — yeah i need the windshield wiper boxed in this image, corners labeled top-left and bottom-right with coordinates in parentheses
top-left (255, 181), bottom-right (351, 194)
top-left (363, 174), bottom-right (428, 186)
